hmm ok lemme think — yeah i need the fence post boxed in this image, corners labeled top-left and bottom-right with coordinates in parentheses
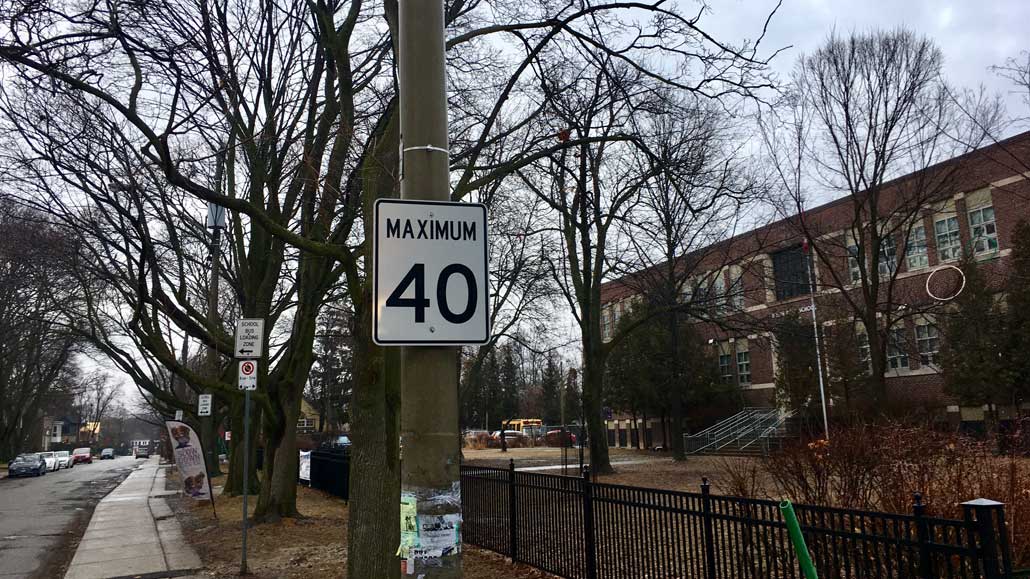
top-left (508, 458), bottom-right (518, 563)
top-left (912, 492), bottom-right (933, 579)
top-left (582, 466), bottom-right (597, 579)
top-left (701, 478), bottom-right (717, 579)
top-left (961, 498), bottom-right (1007, 579)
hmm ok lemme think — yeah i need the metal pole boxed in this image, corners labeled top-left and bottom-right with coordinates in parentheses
top-left (398, 0), bottom-right (462, 576)
top-left (241, 388), bottom-right (250, 575)
top-left (204, 224), bottom-right (223, 476)
top-left (804, 248), bottom-right (830, 441)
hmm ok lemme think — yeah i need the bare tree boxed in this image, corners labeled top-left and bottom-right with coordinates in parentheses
top-left (74, 371), bottom-right (119, 444)
top-left (763, 28), bottom-right (999, 407)
top-left (0, 206), bottom-right (82, 459)
top-left (0, 0), bottom-right (779, 572)
top-left (614, 98), bottom-right (766, 459)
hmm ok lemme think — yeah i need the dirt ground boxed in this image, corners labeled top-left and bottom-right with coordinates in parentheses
top-left (169, 472), bottom-right (559, 579)
top-left (462, 446), bottom-right (650, 468)
top-left (464, 447), bottom-right (776, 497)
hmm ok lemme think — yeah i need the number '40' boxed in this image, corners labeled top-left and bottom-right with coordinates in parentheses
top-left (385, 263), bottom-right (477, 324)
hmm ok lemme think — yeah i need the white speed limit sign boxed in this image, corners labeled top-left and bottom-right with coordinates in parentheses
top-left (373, 199), bottom-right (489, 345)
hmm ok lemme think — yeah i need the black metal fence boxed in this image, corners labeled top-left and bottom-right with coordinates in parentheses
top-left (461, 462), bottom-right (1014, 579)
top-left (309, 449), bottom-right (350, 500)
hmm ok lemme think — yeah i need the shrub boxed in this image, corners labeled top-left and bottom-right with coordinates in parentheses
top-left (762, 421), bottom-right (1030, 565)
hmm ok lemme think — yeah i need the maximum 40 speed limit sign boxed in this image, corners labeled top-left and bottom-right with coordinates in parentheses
top-left (373, 199), bottom-right (489, 345)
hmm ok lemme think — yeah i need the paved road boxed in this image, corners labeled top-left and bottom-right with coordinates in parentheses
top-left (0, 457), bottom-right (136, 579)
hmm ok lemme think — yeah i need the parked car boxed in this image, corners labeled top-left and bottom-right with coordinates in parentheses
top-left (133, 446), bottom-right (150, 459)
top-left (489, 430), bottom-right (529, 448)
top-left (7, 453), bottom-right (47, 477)
top-left (100, 448), bottom-right (115, 460)
top-left (55, 450), bottom-right (73, 469)
top-left (72, 447), bottom-right (93, 464)
top-left (318, 435), bottom-right (352, 451)
top-left (39, 451), bottom-right (59, 471)
top-left (544, 429), bottom-right (578, 447)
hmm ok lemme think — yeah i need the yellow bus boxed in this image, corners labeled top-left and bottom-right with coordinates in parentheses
top-left (504, 418), bottom-right (543, 436)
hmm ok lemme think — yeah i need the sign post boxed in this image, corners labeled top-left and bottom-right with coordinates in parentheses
top-left (234, 325), bottom-right (262, 577)
top-left (388, 1), bottom-right (487, 575)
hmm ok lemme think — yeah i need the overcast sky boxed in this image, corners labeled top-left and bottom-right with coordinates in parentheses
top-left (701, 0), bottom-right (1029, 123)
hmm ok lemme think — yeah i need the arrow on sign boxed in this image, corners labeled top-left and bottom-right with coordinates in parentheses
top-left (239, 348), bottom-right (253, 356)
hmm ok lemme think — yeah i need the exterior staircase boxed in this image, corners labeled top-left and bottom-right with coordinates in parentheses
top-left (683, 407), bottom-right (796, 456)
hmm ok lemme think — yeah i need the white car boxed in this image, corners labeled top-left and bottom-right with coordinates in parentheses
top-left (39, 451), bottom-right (59, 471)
top-left (55, 450), bottom-right (73, 469)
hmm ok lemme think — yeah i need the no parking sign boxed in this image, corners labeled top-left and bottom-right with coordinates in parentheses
top-left (238, 360), bottom-right (257, 391)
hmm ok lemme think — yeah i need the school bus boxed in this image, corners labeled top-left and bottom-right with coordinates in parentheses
top-left (504, 418), bottom-right (544, 437)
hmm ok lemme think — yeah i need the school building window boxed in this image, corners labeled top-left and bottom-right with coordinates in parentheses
top-left (906, 225), bottom-right (928, 270)
top-left (728, 270), bottom-right (744, 310)
top-left (916, 322), bottom-right (940, 366)
top-left (708, 274), bottom-right (726, 314)
top-left (887, 328), bottom-right (909, 370)
top-left (935, 216), bottom-right (961, 262)
top-left (772, 246), bottom-right (812, 301)
top-left (718, 353), bottom-right (734, 384)
top-left (857, 330), bottom-right (871, 367)
top-left (736, 342), bottom-right (751, 385)
top-left (969, 206), bottom-right (999, 255)
top-left (849, 238), bottom-right (897, 283)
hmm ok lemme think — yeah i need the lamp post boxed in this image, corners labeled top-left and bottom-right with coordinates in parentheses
top-left (204, 202), bottom-right (226, 476)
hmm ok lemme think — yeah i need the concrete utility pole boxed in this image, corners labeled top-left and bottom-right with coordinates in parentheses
top-left (398, 0), bottom-right (462, 577)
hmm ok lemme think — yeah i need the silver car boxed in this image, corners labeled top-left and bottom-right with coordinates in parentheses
top-left (55, 450), bottom-right (73, 469)
top-left (38, 451), bottom-right (59, 471)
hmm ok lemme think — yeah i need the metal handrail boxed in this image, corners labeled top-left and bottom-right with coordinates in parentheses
top-left (685, 408), bottom-right (794, 455)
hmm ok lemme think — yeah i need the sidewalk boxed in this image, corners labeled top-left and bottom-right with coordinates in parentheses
top-left (64, 458), bottom-right (202, 579)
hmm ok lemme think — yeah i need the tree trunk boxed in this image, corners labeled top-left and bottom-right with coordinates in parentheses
top-left (582, 351), bottom-right (612, 474)
top-left (668, 309), bottom-right (686, 461)
top-left (254, 393), bottom-right (301, 521)
top-left (347, 311), bottom-right (401, 579)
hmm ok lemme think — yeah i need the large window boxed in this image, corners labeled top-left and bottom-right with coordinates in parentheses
top-left (736, 342), bottom-right (751, 385)
top-left (728, 270), bottom-right (744, 310)
top-left (887, 328), bottom-right (909, 370)
top-left (772, 246), bottom-right (812, 301)
top-left (969, 206), bottom-right (999, 255)
top-left (848, 237), bottom-right (897, 283)
top-left (708, 274), bottom-right (726, 314)
top-left (718, 353), bottom-right (734, 384)
top-left (935, 216), bottom-right (961, 262)
top-left (916, 322), bottom-right (940, 366)
top-left (906, 225), bottom-right (928, 270)
top-left (602, 309), bottom-right (613, 340)
top-left (857, 330), bottom-right (871, 367)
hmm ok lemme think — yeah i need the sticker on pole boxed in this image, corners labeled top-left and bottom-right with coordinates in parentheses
top-left (238, 360), bottom-right (257, 391)
top-left (373, 199), bottom-right (489, 345)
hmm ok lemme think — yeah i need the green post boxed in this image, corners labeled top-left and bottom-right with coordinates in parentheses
top-left (780, 500), bottom-right (818, 579)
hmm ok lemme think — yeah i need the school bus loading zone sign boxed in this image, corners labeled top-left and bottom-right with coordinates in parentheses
top-left (373, 199), bottom-right (490, 346)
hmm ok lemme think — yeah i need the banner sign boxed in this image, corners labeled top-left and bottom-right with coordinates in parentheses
top-left (299, 451), bottom-right (311, 482)
top-left (164, 420), bottom-right (213, 502)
